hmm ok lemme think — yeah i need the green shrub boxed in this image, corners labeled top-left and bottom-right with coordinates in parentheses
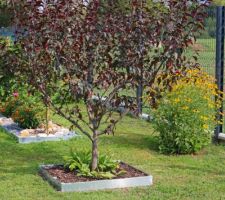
top-left (11, 105), bottom-right (42, 129)
top-left (0, 97), bottom-right (22, 117)
top-left (64, 150), bottom-right (124, 179)
top-left (0, 88), bottom-right (44, 129)
top-left (0, 37), bottom-right (18, 102)
top-left (152, 69), bottom-right (221, 154)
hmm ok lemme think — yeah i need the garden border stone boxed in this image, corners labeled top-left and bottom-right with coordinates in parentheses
top-left (218, 133), bottom-right (225, 141)
top-left (39, 164), bottom-right (153, 192)
top-left (0, 114), bottom-right (78, 144)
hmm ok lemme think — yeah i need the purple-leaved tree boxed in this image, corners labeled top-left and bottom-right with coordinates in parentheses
top-left (10, 0), bottom-right (206, 171)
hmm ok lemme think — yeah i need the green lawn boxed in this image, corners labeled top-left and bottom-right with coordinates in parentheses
top-left (0, 115), bottom-right (225, 200)
top-left (185, 38), bottom-right (216, 76)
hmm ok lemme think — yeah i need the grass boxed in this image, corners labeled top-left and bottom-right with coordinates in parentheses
top-left (0, 37), bottom-right (224, 199)
top-left (185, 38), bottom-right (216, 76)
top-left (0, 114), bottom-right (225, 200)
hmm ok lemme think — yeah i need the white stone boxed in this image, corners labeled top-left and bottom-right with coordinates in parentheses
top-left (38, 133), bottom-right (48, 137)
top-left (218, 133), bottom-right (225, 141)
top-left (0, 113), bottom-right (77, 143)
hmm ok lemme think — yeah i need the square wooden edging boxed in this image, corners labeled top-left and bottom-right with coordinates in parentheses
top-left (39, 164), bottom-right (153, 192)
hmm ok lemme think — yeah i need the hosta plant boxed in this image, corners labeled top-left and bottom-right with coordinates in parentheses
top-left (64, 150), bottom-right (124, 179)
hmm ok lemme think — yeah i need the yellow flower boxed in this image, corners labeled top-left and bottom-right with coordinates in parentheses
top-left (208, 103), bottom-right (214, 109)
top-left (203, 124), bottom-right (209, 129)
top-left (219, 112), bottom-right (224, 116)
top-left (193, 109), bottom-right (200, 113)
top-left (181, 106), bottom-right (189, 110)
top-left (218, 121), bottom-right (223, 125)
top-left (185, 98), bottom-right (192, 103)
top-left (174, 98), bottom-right (180, 103)
top-left (200, 116), bottom-right (208, 121)
top-left (203, 96), bottom-right (209, 100)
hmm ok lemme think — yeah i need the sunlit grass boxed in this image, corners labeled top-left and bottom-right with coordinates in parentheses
top-left (0, 113), bottom-right (225, 200)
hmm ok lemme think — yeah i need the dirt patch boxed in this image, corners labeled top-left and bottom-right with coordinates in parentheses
top-left (44, 163), bottom-right (147, 183)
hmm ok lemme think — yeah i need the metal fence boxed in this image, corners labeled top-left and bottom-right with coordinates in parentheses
top-left (215, 6), bottom-right (225, 140)
top-left (196, 6), bottom-right (225, 141)
top-left (195, 6), bottom-right (216, 76)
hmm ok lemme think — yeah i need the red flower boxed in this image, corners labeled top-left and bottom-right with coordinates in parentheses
top-left (175, 70), bottom-right (180, 75)
top-left (13, 92), bottom-right (19, 98)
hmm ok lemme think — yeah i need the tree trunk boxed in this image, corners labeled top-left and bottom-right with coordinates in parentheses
top-left (136, 79), bottom-right (143, 115)
top-left (91, 135), bottom-right (98, 171)
top-left (45, 105), bottom-right (49, 135)
top-left (87, 64), bottom-right (93, 86)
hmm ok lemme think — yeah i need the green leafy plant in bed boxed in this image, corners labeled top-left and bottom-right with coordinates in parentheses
top-left (11, 105), bottom-right (43, 129)
top-left (11, 91), bottom-right (44, 129)
top-left (0, 97), bottom-right (20, 117)
top-left (64, 150), bottom-right (125, 179)
top-left (152, 69), bottom-right (222, 154)
top-left (0, 87), bottom-right (44, 129)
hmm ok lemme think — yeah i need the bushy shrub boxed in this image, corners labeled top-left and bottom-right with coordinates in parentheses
top-left (0, 37), bottom-right (17, 101)
top-left (152, 69), bottom-right (222, 154)
top-left (11, 105), bottom-right (42, 129)
top-left (0, 37), bottom-right (23, 102)
top-left (0, 96), bottom-right (21, 117)
top-left (0, 89), bottom-right (44, 129)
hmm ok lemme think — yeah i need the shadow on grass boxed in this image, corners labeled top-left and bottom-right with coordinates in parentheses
top-left (0, 127), bottom-right (65, 176)
top-left (101, 132), bottom-right (160, 152)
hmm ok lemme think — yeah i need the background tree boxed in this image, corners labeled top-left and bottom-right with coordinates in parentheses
top-left (114, 0), bottom-right (207, 109)
top-left (11, 0), bottom-right (206, 171)
top-left (0, 1), bottom-right (13, 27)
top-left (0, 37), bottom-right (23, 101)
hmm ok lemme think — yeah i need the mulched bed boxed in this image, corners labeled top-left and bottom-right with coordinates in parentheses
top-left (45, 163), bottom-right (147, 183)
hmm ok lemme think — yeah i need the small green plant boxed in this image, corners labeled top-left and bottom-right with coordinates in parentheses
top-left (64, 150), bottom-right (125, 179)
top-left (11, 91), bottom-right (43, 129)
top-left (0, 96), bottom-right (22, 117)
top-left (11, 105), bottom-right (42, 129)
top-left (152, 69), bottom-right (222, 154)
top-left (0, 88), bottom-right (44, 129)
